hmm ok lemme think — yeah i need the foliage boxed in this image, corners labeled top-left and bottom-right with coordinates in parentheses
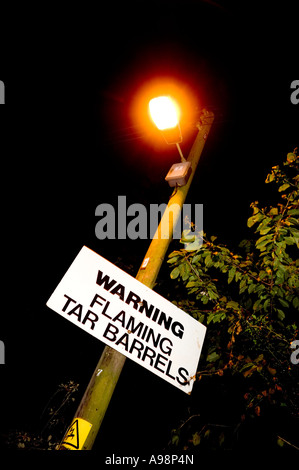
top-left (4, 380), bottom-right (79, 450)
top-left (167, 150), bottom-right (299, 451)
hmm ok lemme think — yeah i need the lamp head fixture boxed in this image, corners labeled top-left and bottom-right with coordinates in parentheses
top-left (149, 96), bottom-right (182, 145)
top-left (149, 95), bottom-right (191, 187)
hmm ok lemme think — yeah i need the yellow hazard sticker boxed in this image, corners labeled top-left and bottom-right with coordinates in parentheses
top-left (61, 418), bottom-right (92, 450)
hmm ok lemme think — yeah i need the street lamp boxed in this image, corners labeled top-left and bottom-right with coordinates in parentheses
top-left (58, 89), bottom-right (214, 450)
top-left (148, 96), bottom-right (181, 132)
top-left (149, 96), bottom-right (184, 154)
top-left (149, 95), bottom-right (192, 188)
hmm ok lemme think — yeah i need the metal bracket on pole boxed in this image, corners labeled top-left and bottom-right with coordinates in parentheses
top-left (176, 142), bottom-right (186, 162)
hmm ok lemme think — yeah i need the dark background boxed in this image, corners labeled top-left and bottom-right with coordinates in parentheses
top-left (0, 0), bottom-right (298, 461)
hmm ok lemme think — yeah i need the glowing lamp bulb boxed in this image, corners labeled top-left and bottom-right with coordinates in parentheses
top-left (149, 96), bottom-right (180, 130)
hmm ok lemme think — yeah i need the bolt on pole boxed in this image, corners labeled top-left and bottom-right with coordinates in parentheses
top-left (59, 109), bottom-right (214, 450)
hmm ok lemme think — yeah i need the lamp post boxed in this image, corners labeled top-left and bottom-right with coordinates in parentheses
top-left (149, 96), bottom-right (185, 161)
top-left (59, 97), bottom-right (214, 450)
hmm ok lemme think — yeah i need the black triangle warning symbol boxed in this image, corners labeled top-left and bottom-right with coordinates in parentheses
top-left (62, 419), bottom-right (80, 449)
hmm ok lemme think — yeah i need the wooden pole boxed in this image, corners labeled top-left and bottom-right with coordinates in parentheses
top-left (59, 110), bottom-right (214, 450)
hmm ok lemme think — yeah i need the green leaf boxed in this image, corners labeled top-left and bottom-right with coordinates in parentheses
top-left (268, 207), bottom-right (278, 216)
top-left (207, 288), bottom-right (219, 300)
top-left (278, 183), bottom-right (290, 192)
top-left (278, 298), bottom-right (289, 308)
top-left (201, 295), bottom-right (209, 304)
top-left (248, 283), bottom-right (256, 294)
top-left (181, 229), bottom-right (194, 242)
top-left (226, 300), bottom-right (239, 310)
top-left (255, 353), bottom-right (264, 363)
top-left (206, 351), bottom-right (220, 363)
top-left (170, 267), bottom-right (180, 279)
top-left (288, 217), bottom-right (299, 226)
top-left (181, 264), bottom-right (191, 281)
top-left (192, 254), bottom-right (201, 264)
top-left (277, 437), bottom-right (284, 448)
top-left (228, 266), bottom-right (236, 284)
top-left (256, 216), bottom-right (272, 233)
top-left (285, 236), bottom-right (296, 245)
top-left (207, 310), bottom-right (226, 324)
top-left (277, 309), bottom-right (285, 321)
top-left (265, 172), bottom-right (275, 183)
top-left (253, 299), bottom-right (262, 311)
top-left (256, 234), bottom-right (272, 245)
top-left (204, 253), bottom-right (213, 267)
top-left (171, 434), bottom-right (180, 446)
top-left (192, 432), bottom-right (201, 446)
top-left (275, 268), bottom-right (286, 284)
top-left (186, 280), bottom-right (199, 288)
top-left (259, 226), bottom-right (272, 235)
top-left (240, 362), bottom-right (255, 373)
top-left (256, 235), bottom-right (273, 250)
top-left (239, 278), bottom-right (247, 293)
top-left (287, 152), bottom-right (296, 162)
top-left (263, 298), bottom-right (271, 312)
top-left (287, 208), bottom-right (299, 216)
top-left (247, 213), bottom-right (262, 228)
top-left (219, 433), bottom-right (225, 446)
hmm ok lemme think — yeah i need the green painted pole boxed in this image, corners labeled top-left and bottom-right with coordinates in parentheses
top-left (59, 109), bottom-right (214, 450)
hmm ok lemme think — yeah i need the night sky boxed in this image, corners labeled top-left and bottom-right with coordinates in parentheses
top-left (0, 0), bottom-right (298, 461)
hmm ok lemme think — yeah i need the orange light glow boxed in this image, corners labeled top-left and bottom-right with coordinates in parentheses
top-left (148, 96), bottom-right (180, 130)
top-left (128, 76), bottom-right (199, 152)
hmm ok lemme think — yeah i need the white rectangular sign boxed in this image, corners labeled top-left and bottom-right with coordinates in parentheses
top-left (46, 246), bottom-right (206, 394)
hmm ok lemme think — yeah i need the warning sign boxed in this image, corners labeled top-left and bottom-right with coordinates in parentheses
top-left (47, 246), bottom-right (206, 394)
top-left (62, 418), bottom-right (92, 450)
